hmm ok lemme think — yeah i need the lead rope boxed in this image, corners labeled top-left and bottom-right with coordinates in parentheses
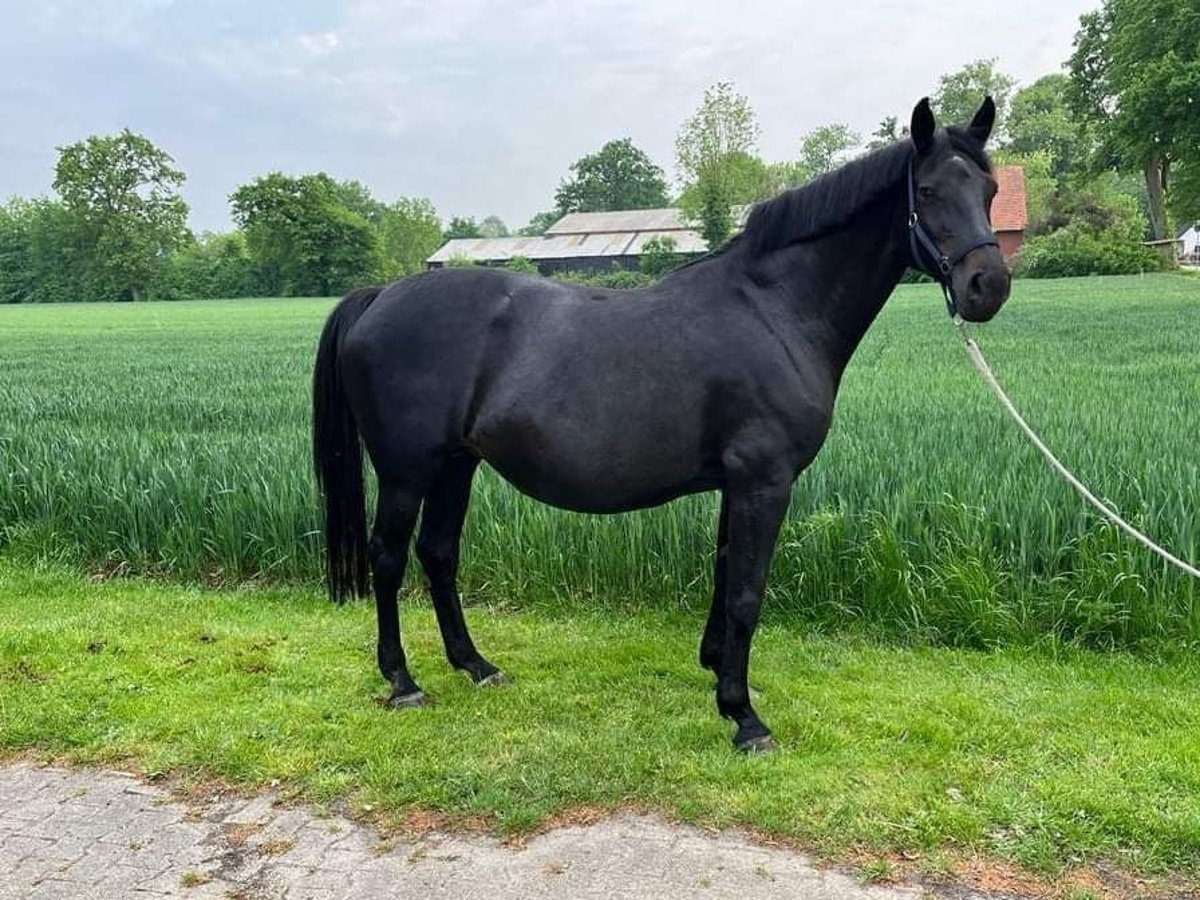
top-left (953, 316), bottom-right (1200, 580)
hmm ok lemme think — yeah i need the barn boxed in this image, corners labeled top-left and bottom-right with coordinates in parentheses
top-left (425, 208), bottom-right (710, 275)
top-left (992, 165), bottom-right (1029, 260)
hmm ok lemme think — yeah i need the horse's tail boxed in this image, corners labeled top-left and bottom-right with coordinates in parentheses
top-left (312, 285), bottom-right (382, 603)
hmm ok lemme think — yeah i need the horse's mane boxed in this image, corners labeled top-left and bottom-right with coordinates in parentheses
top-left (741, 127), bottom-right (990, 256)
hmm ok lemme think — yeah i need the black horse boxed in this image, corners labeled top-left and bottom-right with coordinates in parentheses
top-left (313, 98), bottom-right (1010, 751)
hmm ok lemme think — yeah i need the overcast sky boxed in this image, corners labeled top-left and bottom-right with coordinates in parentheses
top-left (0, 0), bottom-right (1097, 233)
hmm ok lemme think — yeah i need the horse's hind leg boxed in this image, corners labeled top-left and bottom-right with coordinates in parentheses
top-left (372, 482), bottom-right (425, 707)
top-left (415, 455), bottom-right (504, 686)
top-left (700, 492), bottom-right (729, 675)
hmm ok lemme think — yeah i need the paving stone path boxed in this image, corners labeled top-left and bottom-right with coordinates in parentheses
top-left (0, 763), bottom-right (984, 899)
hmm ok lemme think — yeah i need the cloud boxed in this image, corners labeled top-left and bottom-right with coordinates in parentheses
top-left (0, 0), bottom-right (1096, 233)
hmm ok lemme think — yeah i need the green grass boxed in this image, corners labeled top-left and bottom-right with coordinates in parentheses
top-left (3, 562), bottom-right (1200, 876)
top-left (1, 274), bottom-right (1199, 648)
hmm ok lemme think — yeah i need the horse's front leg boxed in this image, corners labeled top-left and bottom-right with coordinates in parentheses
top-left (716, 472), bottom-right (791, 752)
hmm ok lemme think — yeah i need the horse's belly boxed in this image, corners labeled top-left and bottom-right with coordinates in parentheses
top-left (488, 459), bottom-right (718, 513)
top-left (472, 424), bottom-right (719, 514)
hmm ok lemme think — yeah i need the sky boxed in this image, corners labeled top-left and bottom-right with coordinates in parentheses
top-left (0, 0), bottom-right (1098, 234)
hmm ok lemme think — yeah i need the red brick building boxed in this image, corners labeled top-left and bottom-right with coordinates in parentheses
top-left (992, 166), bottom-right (1029, 260)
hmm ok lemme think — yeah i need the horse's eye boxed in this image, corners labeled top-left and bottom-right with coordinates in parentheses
top-left (918, 185), bottom-right (935, 200)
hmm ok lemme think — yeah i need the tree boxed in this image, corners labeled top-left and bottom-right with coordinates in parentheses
top-left (677, 150), bottom-right (776, 232)
top-left (675, 82), bottom-right (761, 248)
top-left (328, 179), bottom-right (389, 226)
top-left (932, 59), bottom-right (1016, 135)
top-left (1018, 171), bottom-right (1162, 276)
top-left (378, 197), bottom-right (443, 278)
top-left (152, 231), bottom-right (262, 301)
top-left (866, 116), bottom-right (905, 151)
top-left (444, 216), bottom-right (482, 240)
top-left (53, 129), bottom-right (189, 301)
top-left (796, 123), bottom-right (861, 180)
top-left (554, 138), bottom-right (669, 213)
top-left (1068, 0), bottom-right (1200, 240)
top-left (479, 215), bottom-right (509, 238)
top-left (1005, 74), bottom-right (1091, 181)
top-left (1170, 162), bottom-right (1200, 225)
top-left (0, 197), bottom-right (91, 303)
top-left (518, 210), bottom-right (560, 236)
top-left (230, 172), bottom-right (380, 296)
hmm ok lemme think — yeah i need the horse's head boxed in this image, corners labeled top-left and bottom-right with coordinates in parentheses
top-left (908, 96), bottom-right (1011, 323)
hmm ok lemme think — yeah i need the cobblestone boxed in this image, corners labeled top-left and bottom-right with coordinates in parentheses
top-left (0, 763), bottom-right (938, 899)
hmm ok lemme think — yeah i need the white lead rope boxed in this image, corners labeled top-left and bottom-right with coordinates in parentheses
top-left (954, 317), bottom-right (1200, 581)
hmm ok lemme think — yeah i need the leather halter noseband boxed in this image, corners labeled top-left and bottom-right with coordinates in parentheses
top-left (906, 156), bottom-right (999, 318)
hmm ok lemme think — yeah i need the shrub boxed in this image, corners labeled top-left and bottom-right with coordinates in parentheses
top-left (552, 266), bottom-right (655, 290)
top-left (639, 235), bottom-right (686, 278)
top-left (1016, 179), bottom-right (1164, 279)
top-left (1016, 225), bottom-right (1162, 278)
top-left (151, 232), bottom-right (263, 300)
top-left (503, 256), bottom-right (538, 275)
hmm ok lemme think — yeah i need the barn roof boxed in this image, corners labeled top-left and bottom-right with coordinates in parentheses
top-left (425, 229), bottom-right (709, 265)
top-left (427, 207), bottom-right (725, 265)
top-left (546, 208), bottom-right (689, 235)
top-left (993, 166), bottom-right (1028, 233)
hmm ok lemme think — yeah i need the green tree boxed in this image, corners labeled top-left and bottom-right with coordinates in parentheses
top-left (1018, 171), bottom-right (1162, 276)
top-left (328, 179), bottom-right (387, 225)
top-left (377, 197), bottom-right (443, 278)
top-left (932, 59), bottom-right (1016, 136)
top-left (677, 151), bottom-right (776, 230)
top-left (444, 216), bottom-right (482, 240)
top-left (555, 138), bottom-right (669, 213)
top-left (1068, 0), bottom-right (1200, 240)
top-left (479, 215), bottom-right (509, 238)
top-left (1004, 74), bottom-right (1090, 182)
top-left (1170, 162), bottom-right (1200, 225)
top-left (230, 172), bottom-right (380, 296)
top-left (676, 81), bottom-right (761, 248)
top-left (518, 210), bottom-right (560, 236)
top-left (796, 123), bottom-right (861, 180)
top-left (0, 197), bottom-right (91, 303)
top-left (152, 231), bottom-right (262, 301)
top-left (866, 116), bottom-right (905, 151)
top-left (52, 129), bottom-right (189, 301)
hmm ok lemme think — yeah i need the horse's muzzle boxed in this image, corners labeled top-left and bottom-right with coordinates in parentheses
top-left (954, 248), bottom-right (1011, 322)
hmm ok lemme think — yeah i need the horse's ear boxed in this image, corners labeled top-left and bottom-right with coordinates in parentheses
top-left (969, 96), bottom-right (996, 144)
top-left (910, 97), bottom-right (935, 154)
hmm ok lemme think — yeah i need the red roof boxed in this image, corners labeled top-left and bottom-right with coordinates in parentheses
top-left (993, 166), bottom-right (1028, 233)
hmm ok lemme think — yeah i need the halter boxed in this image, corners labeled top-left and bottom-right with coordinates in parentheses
top-left (906, 156), bottom-right (999, 318)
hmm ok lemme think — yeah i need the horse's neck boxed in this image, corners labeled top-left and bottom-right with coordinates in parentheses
top-left (756, 189), bottom-right (909, 377)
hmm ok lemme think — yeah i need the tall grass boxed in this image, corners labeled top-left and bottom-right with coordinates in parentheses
top-left (1, 275), bottom-right (1197, 648)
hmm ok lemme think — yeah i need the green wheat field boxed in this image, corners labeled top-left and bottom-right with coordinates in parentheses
top-left (2, 273), bottom-right (1198, 649)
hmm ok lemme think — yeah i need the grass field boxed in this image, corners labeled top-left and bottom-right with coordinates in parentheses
top-left (1, 274), bottom-right (1199, 649)
top-left (4, 562), bottom-right (1200, 882)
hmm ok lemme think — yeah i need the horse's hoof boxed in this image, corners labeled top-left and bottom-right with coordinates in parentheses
top-left (475, 670), bottom-right (511, 688)
top-left (387, 690), bottom-right (428, 709)
top-left (736, 734), bottom-right (778, 754)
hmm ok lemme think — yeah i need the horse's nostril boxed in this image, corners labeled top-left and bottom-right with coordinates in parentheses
top-left (968, 272), bottom-right (984, 296)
